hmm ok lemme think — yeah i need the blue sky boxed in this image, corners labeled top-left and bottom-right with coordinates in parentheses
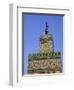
top-left (23, 13), bottom-right (63, 74)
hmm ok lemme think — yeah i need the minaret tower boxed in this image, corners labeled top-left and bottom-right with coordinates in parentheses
top-left (40, 22), bottom-right (53, 53)
top-left (28, 22), bottom-right (62, 74)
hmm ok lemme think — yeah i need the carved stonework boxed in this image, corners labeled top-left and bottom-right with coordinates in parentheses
top-left (40, 34), bottom-right (53, 53)
top-left (28, 58), bottom-right (62, 74)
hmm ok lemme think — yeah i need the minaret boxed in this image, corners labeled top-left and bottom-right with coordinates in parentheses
top-left (40, 22), bottom-right (53, 53)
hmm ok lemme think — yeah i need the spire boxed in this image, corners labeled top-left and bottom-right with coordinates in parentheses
top-left (45, 22), bottom-right (48, 35)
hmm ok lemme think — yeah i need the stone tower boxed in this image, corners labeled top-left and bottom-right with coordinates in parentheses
top-left (40, 22), bottom-right (53, 53)
top-left (28, 22), bottom-right (62, 74)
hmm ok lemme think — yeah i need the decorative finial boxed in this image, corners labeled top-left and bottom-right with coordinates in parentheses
top-left (45, 22), bottom-right (48, 35)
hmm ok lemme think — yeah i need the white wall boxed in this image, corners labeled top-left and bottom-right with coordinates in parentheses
top-left (0, 0), bottom-right (74, 89)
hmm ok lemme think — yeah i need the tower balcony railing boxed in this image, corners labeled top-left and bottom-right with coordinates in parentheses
top-left (28, 52), bottom-right (61, 61)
